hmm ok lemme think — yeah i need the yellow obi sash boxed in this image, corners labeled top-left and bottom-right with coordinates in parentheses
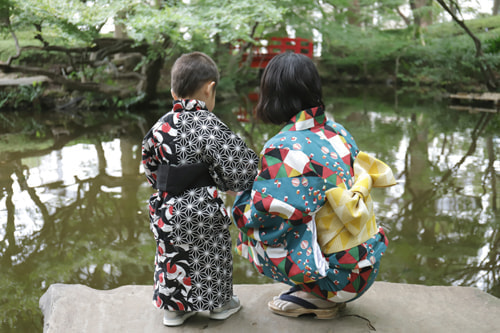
top-left (315, 151), bottom-right (396, 254)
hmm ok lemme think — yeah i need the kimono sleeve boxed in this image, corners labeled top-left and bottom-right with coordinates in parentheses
top-left (205, 114), bottom-right (258, 192)
top-left (233, 146), bottom-right (325, 246)
top-left (141, 122), bottom-right (162, 188)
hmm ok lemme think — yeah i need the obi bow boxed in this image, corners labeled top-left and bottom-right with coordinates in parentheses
top-left (315, 151), bottom-right (396, 254)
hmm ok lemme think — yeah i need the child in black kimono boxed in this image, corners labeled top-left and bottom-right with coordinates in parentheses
top-left (142, 52), bottom-right (258, 326)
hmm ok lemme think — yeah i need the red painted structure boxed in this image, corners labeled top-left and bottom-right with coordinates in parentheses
top-left (237, 37), bottom-right (314, 69)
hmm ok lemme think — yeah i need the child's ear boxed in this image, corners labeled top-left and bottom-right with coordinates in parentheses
top-left (205, 81), bottom-right (216, 97)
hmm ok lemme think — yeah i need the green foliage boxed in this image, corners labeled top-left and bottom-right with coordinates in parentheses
top-left (484, 35), bottom-right (500, 53)
top-left (1, 0), bottom-right (288, 106)
top-left (103, 92), bottom-right (146, 110)
top-left (191, 0), bottom-right (284, 43)
top-left (322, 25), bottom-right (412, 69)
top-left (320, 15), bottom-right (500, 90)
top-left (0, 82), bottom-right (45, 111)
top-left (122, 4), bottom-right (180, 47)
top-left (11, 0), bottom-right (124, 44)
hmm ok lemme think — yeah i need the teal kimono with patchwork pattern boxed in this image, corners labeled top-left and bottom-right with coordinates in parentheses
top-left (232, 106), bottom-right (388, 302)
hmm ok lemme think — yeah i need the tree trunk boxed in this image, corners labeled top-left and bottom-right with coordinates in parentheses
top-left (141, 56), bottom-right (165, 102)
top-left (410, 0), bottom-right (433, 27)
top-left (347, 0), bottom-right (361, 27)
top-left (494, 0), bottom-right (500, 15)
top-left (114, 19), bottom-right (127, 39)
top-left (410, 0), bottom-right (433, 43)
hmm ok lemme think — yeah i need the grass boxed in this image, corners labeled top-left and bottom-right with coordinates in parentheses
top-left (0, 29), bottom-right (38, 62)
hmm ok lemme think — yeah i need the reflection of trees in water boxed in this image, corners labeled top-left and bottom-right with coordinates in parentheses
top-left (477, 134), bottom-right (499, 297)
top-left (0, 123), bottom-right (152, 331)
top-left (382, 112), bottom-right (499, 297)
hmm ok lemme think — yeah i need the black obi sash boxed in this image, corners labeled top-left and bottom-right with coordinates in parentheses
top-left (154, 163), bottom-right (216, 195)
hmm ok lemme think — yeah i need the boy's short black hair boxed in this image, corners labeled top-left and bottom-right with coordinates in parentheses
top-left (171, 51), bottom-right (219, 97)
top-left (255, 52), bottom-right (323, 124)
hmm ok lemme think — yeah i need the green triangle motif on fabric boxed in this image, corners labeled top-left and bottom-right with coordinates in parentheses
top-left (277, 164), bottom-right (292, 178)
top-left (352, 275), bottom-right (361, 291)
top-left (348, 246), bottom-right (360, 260)
top-left (277, 257), bottom-right (287, 274)
top-left (264, 154), bottom-right (284, 168)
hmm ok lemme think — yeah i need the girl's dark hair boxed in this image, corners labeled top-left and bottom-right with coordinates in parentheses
top-left (255, 52), bottom-right (323, 124)
top-left (171, 51), bottom-right (219, 97)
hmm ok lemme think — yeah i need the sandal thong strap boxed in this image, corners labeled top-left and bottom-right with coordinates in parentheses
top-left (284, 285), bottom-right (303, 295)
top-left (279, 293), bottom-right (318, 309)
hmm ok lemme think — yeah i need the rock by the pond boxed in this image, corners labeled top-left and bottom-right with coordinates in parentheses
top-left (39, 282), bottom-right (500, 333)
top-left (0, 75), bottom-right (50, 86)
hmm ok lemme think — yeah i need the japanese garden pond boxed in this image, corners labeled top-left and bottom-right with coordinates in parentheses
top-left (1, 85), bottom-right (499, 331)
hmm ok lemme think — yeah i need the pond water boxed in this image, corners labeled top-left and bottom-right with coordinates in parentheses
top-left (1, 85), bottom-right (499, 331)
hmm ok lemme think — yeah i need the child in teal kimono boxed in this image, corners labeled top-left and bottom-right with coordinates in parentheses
top-left (142, 52), bottom-right (258, 326)
top-left (232, 52), bottom-right (395, 318)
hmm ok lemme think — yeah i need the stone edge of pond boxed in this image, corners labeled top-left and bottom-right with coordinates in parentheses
top-left (39, 281), bottom-right (500, 333)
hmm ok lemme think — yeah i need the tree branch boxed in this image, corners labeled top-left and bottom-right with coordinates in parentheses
top-left (16, 38), bottom-right (148, 59)
top-left (0, 63), bottom-right (131, 96)
top-left (34, 23), bottom-right (50, 47)
top-left (6, 26), bottom-right (20, 65)
top-left (395, 7), bottom-right (411, 27)
top-left (435, 0), bottom-right (498, 90)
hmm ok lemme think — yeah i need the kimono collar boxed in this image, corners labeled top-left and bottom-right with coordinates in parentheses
top-left (172, 99), bottom-right (207, 112)
top-left (280, 105), bottom-right (326, 132)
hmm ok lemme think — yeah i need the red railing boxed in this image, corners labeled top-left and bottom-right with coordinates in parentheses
top-left (235, 37), bottom-right (314, 69)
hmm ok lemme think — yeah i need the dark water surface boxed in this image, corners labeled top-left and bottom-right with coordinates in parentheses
top-left (1, 86), bottom-right (499, 331)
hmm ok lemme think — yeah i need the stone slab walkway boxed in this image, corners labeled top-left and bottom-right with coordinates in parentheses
top-left (40, 282), bottom-right (500, 333)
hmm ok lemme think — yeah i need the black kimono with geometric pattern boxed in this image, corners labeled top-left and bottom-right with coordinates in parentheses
top-left (142, 99), bottom-right (258, 311)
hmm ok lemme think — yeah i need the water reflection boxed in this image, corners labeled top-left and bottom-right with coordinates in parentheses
top-left (376, 111), bottom-right (499, 295)
top-left (0, 88), bottom-right (498, 331)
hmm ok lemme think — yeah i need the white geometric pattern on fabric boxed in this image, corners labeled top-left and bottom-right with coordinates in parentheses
top-left (142, 99), bottom-right (258, 312)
